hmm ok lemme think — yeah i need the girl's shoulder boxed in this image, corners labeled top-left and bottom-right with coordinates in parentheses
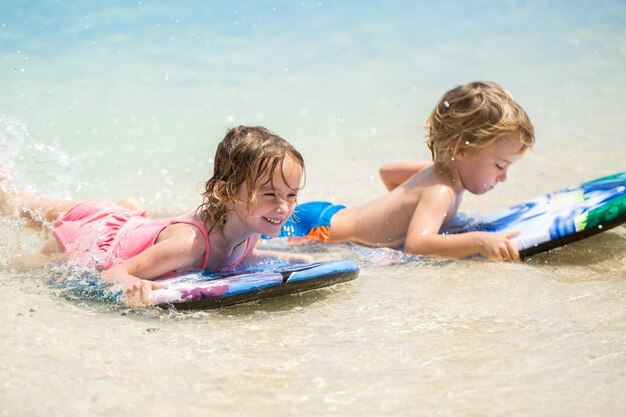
top-left (160, 221), bottom-right (208, 250)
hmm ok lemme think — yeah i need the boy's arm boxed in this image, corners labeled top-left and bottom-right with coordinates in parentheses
top-left (379, 161), bottom-right (432, 191)
top-left (403, 187), bottom-right (520, 260)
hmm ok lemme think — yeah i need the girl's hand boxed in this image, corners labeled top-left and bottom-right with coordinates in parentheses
top-left (282, 252), bottom-right (314, 264)
top-left (123, 278), bottom-right (166, 307)
top-left (477, 231), bottom-right (520, 261)
top-left (245, 245), bottom-right (314, 265)
top-left (101, 267), bottom-right (166, 307)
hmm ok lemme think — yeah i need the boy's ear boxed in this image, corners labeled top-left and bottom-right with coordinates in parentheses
top-left (451, 144), bottom-right (466, 160)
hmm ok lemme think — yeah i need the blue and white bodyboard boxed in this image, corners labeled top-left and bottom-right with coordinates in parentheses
top-left (443, 172), bottom-right (626, 258)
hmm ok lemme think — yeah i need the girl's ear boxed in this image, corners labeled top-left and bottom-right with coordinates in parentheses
top-left (217, 180), bottom-right (233, 206)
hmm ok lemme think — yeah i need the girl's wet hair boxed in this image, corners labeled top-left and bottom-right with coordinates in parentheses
top-left (426, 81), bottom-right (535, 169)
top-left (198, 125), bottom-right (305, 234)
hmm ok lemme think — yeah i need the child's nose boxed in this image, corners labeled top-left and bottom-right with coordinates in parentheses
top-left (276, 200), bottom-right (288, 213)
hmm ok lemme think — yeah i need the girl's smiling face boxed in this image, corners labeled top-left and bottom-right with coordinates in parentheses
top-left (454, 134), bottom-right (526, 195)
top-left (232, 153), bottom-right (303, 237)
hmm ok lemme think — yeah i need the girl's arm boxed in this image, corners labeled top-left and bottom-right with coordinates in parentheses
top-left (248, 248), bottom-right (314, 264)
top-left (403, 186), bottom-right (520, 260)
top-left (379, 161), bottom-right (432, 191)
top-left (101, 226), bottom-right (206, 306)
top-left (241, 237), bottom-right (314, 265)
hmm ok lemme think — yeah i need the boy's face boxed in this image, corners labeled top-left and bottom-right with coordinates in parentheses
top-left (232, 154), bottom-right (303, 237)
top-left (455, 134), bottom-right (526, 195)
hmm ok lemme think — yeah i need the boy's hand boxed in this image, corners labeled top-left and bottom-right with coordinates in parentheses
top-left (124, 278), bottom-right (166, 307)
top-left (478, 231), bottom-right (520, 261)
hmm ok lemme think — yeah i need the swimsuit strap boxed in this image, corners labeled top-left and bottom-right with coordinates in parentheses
top-left (226, 237), bottom-right (253, 270)
top-left (172, 218), bottom-right (211, 270)
top-left (172, 217), bottom-right (252, 271)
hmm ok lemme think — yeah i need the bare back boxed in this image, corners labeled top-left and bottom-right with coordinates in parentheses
top-left (329, 163), bottom-right (462, 248)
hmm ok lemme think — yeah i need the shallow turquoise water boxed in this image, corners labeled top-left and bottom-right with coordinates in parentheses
top-left (1, 1), bottom-right (625, 416)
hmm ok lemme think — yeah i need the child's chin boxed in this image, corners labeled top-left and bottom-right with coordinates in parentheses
top-left (469, 186), bottom-right (493, 195)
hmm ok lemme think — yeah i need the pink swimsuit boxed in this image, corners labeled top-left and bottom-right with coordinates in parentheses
top-left (52, 200), bottom-right (251, 274)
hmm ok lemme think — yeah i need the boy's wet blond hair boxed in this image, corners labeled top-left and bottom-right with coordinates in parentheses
top-left (198, 125), bottom-right (305, 234)
top-left (426, 81), bottom-right (535, 169)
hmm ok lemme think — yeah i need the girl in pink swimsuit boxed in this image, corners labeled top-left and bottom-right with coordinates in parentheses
top-left (0, 126), bottom-right (309, 306)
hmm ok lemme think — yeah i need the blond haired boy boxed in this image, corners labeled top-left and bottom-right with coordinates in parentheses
top-left (279, 81), bottom-right (535, 260)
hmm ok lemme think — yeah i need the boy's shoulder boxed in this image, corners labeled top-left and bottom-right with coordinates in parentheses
top-left (403, 164), bottom-right (461, 205)
top-left (404, 163), bottom-right (451, 188)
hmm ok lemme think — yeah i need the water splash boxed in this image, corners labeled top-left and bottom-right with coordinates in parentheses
top-left (0, 115), bottom-right (75, 198)
top-left (0, 116), bottom-right (78, 268)
top-left (343, 243), bottom-right (450, 267)
top-left (259, 238), bottom-right (447, 267)
top-left (0, 116), bottom-right (28, 173)
top-left (47, 262), bottom-right (124, 304)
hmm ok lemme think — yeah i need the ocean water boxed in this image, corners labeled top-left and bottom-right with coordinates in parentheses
top-left (1, 1), bottom-right (625, 416)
